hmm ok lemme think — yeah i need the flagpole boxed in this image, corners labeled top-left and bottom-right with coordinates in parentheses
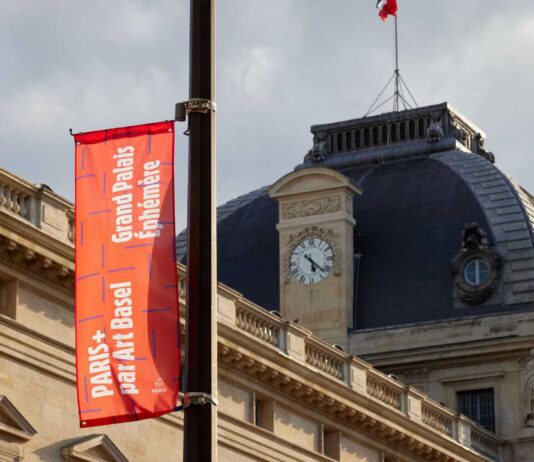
top-left (394, 13), bottom-right (399, 111)
top-left (366, 2), bottom-right (417, 116)
top-left (184, 0), bottom-right (217, 460)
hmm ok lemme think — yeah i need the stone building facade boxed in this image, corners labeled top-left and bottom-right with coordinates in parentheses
top-left (4, 101), bottom-right (532, 461)
top-left (177, 102), bottom-right (534, 461)
top-left (0, 156), bottom-right (502, 460)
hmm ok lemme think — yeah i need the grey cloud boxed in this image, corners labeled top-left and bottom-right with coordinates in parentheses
top-left (1, 0), bottom-right (533, 231)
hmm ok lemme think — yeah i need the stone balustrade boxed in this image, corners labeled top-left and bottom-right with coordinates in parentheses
top-left (366, 372), bottom-right (403, 410)
top-left (0, 168), bottom-right (74, 245)
top-left (471, 427), bottom-right (501, 460)
top-left (304, 338), bottom-right (345, 381)
top-left (235, 302), bottom-right (280, 347)
top-left (421, 402), bottom-right (454, 437)
top-left (307, 102), bottom-right (484, 162)
top-left (178, 264), bottom-right (504, 460)
top-left (0, 179), bottom-right (32, 220)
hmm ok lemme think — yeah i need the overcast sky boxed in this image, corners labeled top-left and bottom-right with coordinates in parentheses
top-left (1, 1), bottom-right (533, 229)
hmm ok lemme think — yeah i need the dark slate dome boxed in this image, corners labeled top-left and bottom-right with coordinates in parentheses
top-left (177, 103), bottom-right (534, 330)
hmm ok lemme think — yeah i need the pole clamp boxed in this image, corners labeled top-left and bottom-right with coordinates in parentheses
top-left (184, 392), bottom-right (218, 407)
top-left (173, 392), bottom-right (218, 412)
top-left (175, 99), bottom-right (217, 122)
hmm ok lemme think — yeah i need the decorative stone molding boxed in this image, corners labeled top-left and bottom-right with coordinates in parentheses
top-left (403, 369), bottom-right (430, 393)
top-left (471, 428), bottom-right (500, 460)
top-left (474, 133), bottom-right (495, 164)
top-left (304, 131), bottom-right (331, 162)
top-left (0, 180), bottom-right (32, 222)
top-left (421, 403), bottom-right (453, 437)
top-left (0, 168), bottom-right (74, 246)
top-left (210, 268), bottom-right (503, 459)
top-left (0, 396), bottom-right (37, 442)
top-left (447, 112), bottom-right (468, 144)
top-left (366, 375), bottom-right (402, 410)
top-left (304, 103), bottom-right (490, 165)
top-left (0, 235), bottom-right (74, 294)
top-left (219, 342), bottom-right (499, 462)
top-left (61, 434), bottom-right (128, 462)
top-left (523, 351), bottom-right (534, 427)
top-left (282, 195), bottom-right (341, 220)
top-left (381, 349), bottom-right (531, 376)
top-left (451, 223), bottom-right (501, 305)
top-left (427, 111), bottom-right (444, 143)
top-left (235, 303), bottom-right (280, 347)
top-left (0, 396), bottom-right (36, 462)
top-left (284, 226), bottom-right (341, 283)
top-left (305, 340), bottom-right (344, 381)
top-left (433, 150), bottom-right (534, 306)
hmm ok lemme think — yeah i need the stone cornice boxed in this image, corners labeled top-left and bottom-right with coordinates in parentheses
top-left (360, 336), bottom-right (534, 373)
top-left (217, 334), bottom-right (497, 462)
top-left (0, 206), bottom-right (73, 265)
top-left (0, 234), bottom-right (74, 295)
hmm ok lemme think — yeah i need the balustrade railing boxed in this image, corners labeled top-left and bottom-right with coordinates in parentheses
top-left (304, 340), bottom-right (344, 381)
top-left (235, 303), bottom-right (280, 347)
top-left (175, 264), bottom-right (502, 460)
top-left (421, 402), bottom-right (454, 437)
top-left (471, 428), bottom-right (500, 460)
top-left (0, 179), bottom-right (32, 221)
top-left (0, 169), bottom-right (73, 245)
top-left (366, 373), bottom-right (402, 410)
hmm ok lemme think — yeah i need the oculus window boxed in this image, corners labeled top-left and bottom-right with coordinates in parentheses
top-left (463, 259), bottom-right (490, 286)
top-left (451, 223), bottom-right (500, 305)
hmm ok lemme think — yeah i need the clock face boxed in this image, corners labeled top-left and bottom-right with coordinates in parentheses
top-left (290, 237), bottom-right (333, 285)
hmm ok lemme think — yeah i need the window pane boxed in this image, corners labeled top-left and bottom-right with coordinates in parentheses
top-left (464, 259), bottom-right (490, 285)
top-left (457, 388), bottom-right (495, 433)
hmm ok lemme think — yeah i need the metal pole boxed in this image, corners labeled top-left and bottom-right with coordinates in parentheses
top-left (184, 0), bottom-right (217, 460)
top-left (394, 14), bottom-right (399, 111)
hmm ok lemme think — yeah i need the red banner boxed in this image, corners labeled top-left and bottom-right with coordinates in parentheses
top-left (74, 121), bottom-right (180, 427)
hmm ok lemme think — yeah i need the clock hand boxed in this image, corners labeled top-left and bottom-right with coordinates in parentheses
top-left (304, 254), bottom-right (325, 272)
top-left (304, 254), bottom-right (317, 272)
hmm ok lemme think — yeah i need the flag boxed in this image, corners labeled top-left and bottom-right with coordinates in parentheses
top-left (377, 0), bottom-right (397, 21)
top-left (74, 121), bottom-right (180, 427)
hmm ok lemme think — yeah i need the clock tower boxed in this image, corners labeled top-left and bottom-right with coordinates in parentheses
top-left (268, 167), bottom-right (362, 349)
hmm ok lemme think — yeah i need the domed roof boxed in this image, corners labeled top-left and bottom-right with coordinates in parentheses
top-left (177, 103), bottom-right (534, 329)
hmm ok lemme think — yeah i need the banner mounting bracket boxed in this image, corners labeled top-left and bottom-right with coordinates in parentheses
top-left (173, 392), bottom-right (218, 413)
top-left (175, 99), bottom-right (217, 122)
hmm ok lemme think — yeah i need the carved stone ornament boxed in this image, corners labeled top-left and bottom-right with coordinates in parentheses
top-left (524, 350), bottom-right (534, 427)
top-left (304, 131), bottom-right (331, 163)
top-left (427, 111), bottom-right (444, 143)
top-left (284, 226), bottom-right (341, 283)
top-left (451, 223), bottom-right (500, 305)
top-left (282, 196), bottom-right (341, 220)
top-left (218, 343), bottom-right (472, 462)
top-left (447, 113), bottom-right (468, 143)
top-left (403, 369), bottom-right (430, 393)
top-left (0, 235), bottom-right (74, 293)
top-left (475, 133), bottom-right (496, 164)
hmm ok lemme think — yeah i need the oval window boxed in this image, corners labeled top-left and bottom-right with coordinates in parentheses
top-left (463, 259), bottom-right (490, 286)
